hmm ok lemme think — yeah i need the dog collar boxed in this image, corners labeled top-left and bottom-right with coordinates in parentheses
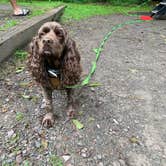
top-left (47, 68), bottom-right (60, 78)
top-left (45, 60), bottom-right (61, 78)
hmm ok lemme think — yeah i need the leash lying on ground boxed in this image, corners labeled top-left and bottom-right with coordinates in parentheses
top-left (65, 18), bottom-right (152, 89)
top-left (65, 1), bottom-right (153, 88)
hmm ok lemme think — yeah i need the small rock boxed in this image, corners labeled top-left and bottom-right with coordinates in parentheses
top-left (5, 98), bottom-right (10, 102)
top-left (97, 154), bottom-right (102, 160)
top-left (22, 140), bottom-right (28, 145)
top-left (113, 119), bottom-right (119, 125)
top-left (7, 130), bottom-right (14, 138)
top-left (62, 155), bottom-right (71, 162)
top-left (22, 150), bottom-right (27, 155)
top-left (113, 160), bottom-right (126, 166)
top-left (97, 124), bottom-right (100, 129)
top-left (16, 154), bottom-right (22, 164)
top-left (81, 104), bottom-right (85, 108)
top-left (90, 87), bottom-right (95, 92)
top-left (35, 141), bottom-right (41, 148)
top-left (6, 159), bottom-right (13, 163)
top-left (77, 142), bottom-right (83, 146)
top-left (66, 164), bottom-right (73, 166)
top-left (80, 148), bottom-right (91, 158)
top-left (81, 152), bottom-right (87, 158)
top-left (98, 162), bottom-right (104, 166)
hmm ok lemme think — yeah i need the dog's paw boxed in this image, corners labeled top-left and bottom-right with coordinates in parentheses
top-left (42, 112), bottom-right (54, 128)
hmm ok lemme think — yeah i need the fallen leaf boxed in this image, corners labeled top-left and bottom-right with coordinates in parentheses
top-left (2, 107), bottom-right (8, 113)
top-left (19, 82), bottom-right (30, 88)
top-left (129, 68), bottom-right (138, 74)
top-left (41, 139), bottom-right (48, 149)
top-left (22, 95), bottom-right (31, 99)
top-left (88, 117), bottom-right (95, 122)
top-left (129, 136), bottom-right (140, 144)
top-left (78, 111), bottom-right (83, 115)
top-left (72, 119), bottom-right (84, 130)
top-left (16, 67), bottom-right (25, 74)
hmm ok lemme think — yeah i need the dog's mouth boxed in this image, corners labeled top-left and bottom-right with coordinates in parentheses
top-left (43, 50), bottom-right (52, 56)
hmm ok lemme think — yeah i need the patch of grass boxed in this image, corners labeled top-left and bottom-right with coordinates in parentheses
top-left (2, 162), bottom-right (16, 166)
top-left (0, 20), bottom-right (19, 31)
top-left (19, 1), bottom-right (151, 21)
top-left (1, 1), bottom-right (151, 30)
top-left (9, 132), bottom-right (20, 144)
top-left (16, 112), bottom-right (24, 121)
top-left (14, 50), bottom-right (28, 60)
top-left (49, 154), bottom-right (63, 166)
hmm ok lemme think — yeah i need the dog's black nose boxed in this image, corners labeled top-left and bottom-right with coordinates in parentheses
top-left (43, 38), bottom-right (53, 44)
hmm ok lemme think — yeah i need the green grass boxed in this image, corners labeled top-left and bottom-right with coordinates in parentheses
top-left (19, 1), bottom-right (151, 21)
top-left (2, 1), bottom-right (151, 20)
top-left (0, 19), bottom-right (19, 31)
top-left (49, 154), bottom-right (63, 166)
top-left (62, 3), bottom-right (151, 21)
top-left (14, 50), bottom-right (28, 60)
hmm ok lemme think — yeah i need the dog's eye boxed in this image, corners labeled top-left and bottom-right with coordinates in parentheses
top-left (39, 32), bottom-right (45, 38)
top-left (43, 27), bottom-right (50, 33)
top-left (55, 29), bottom-right (63, 37)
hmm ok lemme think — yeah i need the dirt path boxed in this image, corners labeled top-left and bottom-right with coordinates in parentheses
top-left (0, 15), bottom-right (166, 166)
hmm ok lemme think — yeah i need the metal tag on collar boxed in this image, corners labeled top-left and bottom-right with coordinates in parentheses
top-left (48, 69), bottom-right (59, 78)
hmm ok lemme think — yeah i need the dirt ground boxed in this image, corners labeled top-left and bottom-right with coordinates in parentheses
top-left (0, 15), bottom-right (166, 166)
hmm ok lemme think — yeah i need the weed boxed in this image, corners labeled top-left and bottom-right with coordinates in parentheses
top-left (49, 154), bottom-right (63, 166)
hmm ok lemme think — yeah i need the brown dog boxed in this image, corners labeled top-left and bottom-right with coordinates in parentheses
top-left (27, 22), bottom-right (82, 128)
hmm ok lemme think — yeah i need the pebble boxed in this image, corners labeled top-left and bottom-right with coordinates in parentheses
top-left (35, 141), bottom-right (41, 148)
top-left (113, 119), bottom-right (119, 125)
top-left (90, 87), bottom-right (95, 92)
top-left (98, 162), bottom-right (104, 166)
top-left (22, 140), bottom-right (28, 145)
top-left (7, 130), bottom-right (14, 138)
top-left (77, 141), bottom-right (83, 146)
top-left (97, 124), bottom-right (101, 129)
top-left (22, 150), bottom-right (27, 155)
top-left (62, 155), bottom-right (71, 162)
top-left (80, 148), bottom-right (90, 158)
top-left (16, 154), bottom-right (22, 164)
top-left (97, 154), bottom-right (102, 160)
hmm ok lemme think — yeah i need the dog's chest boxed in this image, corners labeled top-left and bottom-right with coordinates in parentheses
top-left (49, 77), bottom-right (61, 89)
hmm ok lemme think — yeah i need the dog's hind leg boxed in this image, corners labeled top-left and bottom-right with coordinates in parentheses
top-left (41, 87), bottom-right (54, 128)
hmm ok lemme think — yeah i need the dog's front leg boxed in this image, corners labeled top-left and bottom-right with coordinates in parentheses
top-left (66, 88), bottom-right (76, 118)
top-left (41, 87), bottom-right (54, 128)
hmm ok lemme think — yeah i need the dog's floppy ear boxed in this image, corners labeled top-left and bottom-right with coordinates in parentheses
top-left (62, 38), bottom-right (82, 86)
top-left (27, 36), bottom-right (51, 88)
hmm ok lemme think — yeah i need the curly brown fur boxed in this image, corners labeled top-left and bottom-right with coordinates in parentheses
top-left (27, 22), bottom-right (82, 127)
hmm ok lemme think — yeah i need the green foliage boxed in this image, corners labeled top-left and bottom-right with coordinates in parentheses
top-left (49, 155), bottom-right (63, 166)
top-left (17, 0), bottom-right (150, 5)
top-left (16, 112), bottom-right (24, 121)
top-left (106, 0), bottom-right (149, 5)
top-left (0, 20), bottom-right (19, 31)
top-left (14, 50), bottom-right (28, 60)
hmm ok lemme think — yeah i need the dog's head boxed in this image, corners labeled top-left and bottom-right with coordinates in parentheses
top-left (37, 22), bottom-right (67, 58)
